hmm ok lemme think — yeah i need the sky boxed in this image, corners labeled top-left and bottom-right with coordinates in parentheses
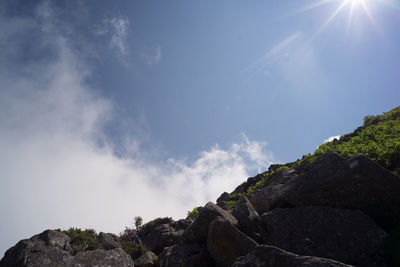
top-left (1, 0), bottom-right (400, 256)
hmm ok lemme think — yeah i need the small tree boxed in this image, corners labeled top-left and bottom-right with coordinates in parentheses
top-left (134, 216), bottom-right (143, 230)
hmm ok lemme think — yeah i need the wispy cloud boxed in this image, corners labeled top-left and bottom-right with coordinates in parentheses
top-left (140, 45), bottom-right (162, 65)
top-left (0, 2), bottom-right (273, 256)
top-left (324, 135), bottom-right (341, 143)
top-left (96, 16), bottom-right (130, 65)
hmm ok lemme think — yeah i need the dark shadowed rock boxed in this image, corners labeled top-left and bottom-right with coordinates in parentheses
top-left (157, 244), bottom-right (215, 267)
top-left (232, 245), bottom-right (354, 267)
top-left (181, 202), bottom-right (238, 244)
top-left (231, 196), bottom-right (263, 242)
top-left (207, 216), bottom-right (257, 267)
top-left (231, 174), bottom-right (264, 195)
top-left (98, 232), bottom-right (121, 250)
top-left (216, 192), bottom-right (232, 209)
top-left (0, 230), bottom-right (134, 267)
top-left (139, 217), bottom-right (190, 254)
top-left (0, 230), bottom-right (73, 266)
top-left (261, 206), bottom-right (387, 267)
top-left (250, 152), bottom-right (400, 230)
top-left (72, 248), bottom-right (134, 266)
top-left (134, 251), bottom-right (157, 267)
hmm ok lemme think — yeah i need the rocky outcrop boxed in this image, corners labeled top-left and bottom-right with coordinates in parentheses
top-left (207, 216), bottom-right (257, 267)
top-left (134, 251), bottom-right (157, 267)
top-left (157, 244), bottom-right (214, 267)
top-left (98, 232), bottom-right (121, 250)
top-left (181, 202), bottom-right (238, 244)
top-left (250, 152), bottom-right (400, 230)
top-left (0, 230), bottom-right (134, 266)
top-left (216, 192), bottom-right (232, 209)
top-left (261, 206), bottom-right (387, 267)
top-left (232, 245), bottom-right (354, 267)
top-left (139, 217), bottom-right (191, 254)
top-left (231, 196), bottom-right (263, 242)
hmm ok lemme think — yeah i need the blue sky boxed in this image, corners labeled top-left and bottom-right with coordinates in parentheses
top-left (1, 0), bottom-right (399, 256)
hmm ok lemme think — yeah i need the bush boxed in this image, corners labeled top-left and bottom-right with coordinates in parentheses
top-left (187, 207), bottom-right (199, 220)
top-left (120, 241), bottom-right (148, 260)
top-left (62, 228), bottom-right (103, 253)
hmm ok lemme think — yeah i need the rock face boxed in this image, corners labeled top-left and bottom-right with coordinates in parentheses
top-left (181, 202), bottom-right (238, 244)
top-left (157, 244), bottom-right (214, 267)
top-left (0, 230), bottom-right (134, 267)
top-left (231, 196), bottom-right (263, 242)
top-left (250, 152), bottom-right (400, 230)
top-left (261, 206), bottom-right (387, 267)
top-left (207, 216), bottom-right (257, 267)
top-left (98, 232), bottom-right (121, 250)
top-left (134, 251), bottom-right (157, 267)
top-left (232, 245), bottom-right (354, 267)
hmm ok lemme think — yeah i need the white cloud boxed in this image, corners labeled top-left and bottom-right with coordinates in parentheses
top-left (0, 3), bottom-right (273, 256)
top-left (324, 135), bottom-right (341, 143)
top-left (96, 16), bottom-right (130, 65)
top-left (140, 45), bottom-right (162, 65)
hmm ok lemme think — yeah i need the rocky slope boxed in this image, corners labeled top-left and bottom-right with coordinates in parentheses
top-left (1, 107), bottom-right (400, 266)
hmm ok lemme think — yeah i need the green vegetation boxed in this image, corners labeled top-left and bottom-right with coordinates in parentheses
top-left (120, 241), bottom-right (148, 260)
top-left (61, 228), bottom-right (103, 253)
top-left (134, 216), bottom-right (143, 230)
top-left (187, 207), bottom-right (199, 220)
top-left (294, 106), bottom-right (400, 174)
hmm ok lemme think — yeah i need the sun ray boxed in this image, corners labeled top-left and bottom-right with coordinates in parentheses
top-left (311, 0), bottom-right (351, 40)
top-left (346, 0), bottom-right (358, 35)
top-left (285, 0), bottom-right (335, 17)
top-left (378, 0), bottom-right (400, 10)
top-left (359, 0), bottom-right (382, 32)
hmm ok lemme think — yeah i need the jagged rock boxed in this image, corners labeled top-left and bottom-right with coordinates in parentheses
top-left (139, 217), bottom-right (190, 254)
top-left (207, 216), bottom-right (257, 267)
top-left (250, 152), bottom-right (400, 230)
top-left (157, 244), bottom-right (215, 267)
top-left (231, 174), bottom-right (264, 195)
top-left (261, 206), bottom-right (387, 267)
top-left (98, 232), bottom-right (121, 250)
top-left (232, 245), bottom-right (354, 267)
top-left (72, 248), bottom-right (134, 266)
top-left (0, 230), bottom-right (134, 267)
top-left (0, 230), bottom-right (74, 266)
top-left (216, 192), bottom-right (232, 209)
top-left (134, 251), bottom-right (157, 267)
top-left (231, 196), bottom-right (263, 242)
top-left (181, 202), bottom-right (238, 244)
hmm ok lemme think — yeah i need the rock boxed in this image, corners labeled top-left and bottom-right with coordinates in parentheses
top-left (0, 230), bottom-right (134, 267)
top-left (181, 202), bottom-right (238, 244)
top-left (139, 217), bottom-right (190, 254)
top-left (134, 251), bottom-right (157, 267)
top-left (72, 248), bottom-right (134, 266)
top-left (261, 206), bottom-right (387, 267)
top-left (157, 244), bottom-right (215, 267)
top-left (231, 196), bottom-right (263, 242)
top-left (231, 174), bottom-right (264, 195)
top-left (250, 152), bottom-right (400, 230)
top-left (207, 216), bottom-right (257, 267)
top-left (216, 192), bottom-right (232, 209)
top-left (98, 232), bottom-right (121, 250)
top-left (0, 230), bottom-right (73, 266)
top-left (232, 245), bottom-right (354, 267)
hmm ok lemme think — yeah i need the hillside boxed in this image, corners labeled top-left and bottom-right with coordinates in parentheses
top-left (1, 106), bottom-right (400, 267)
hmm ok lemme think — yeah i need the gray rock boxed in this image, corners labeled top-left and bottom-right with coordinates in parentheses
top-left (157, 244), bottom-right (214, 267)
top-left (181, 202), bottom-right (238, 244)
top-left (231, 196), bottom-right (263, 242)
top-left (98, 232), bottom-right (121, 250)
top-left (134, 251), bottom-right (157, 267)
top-left (232, 245), bottom-right (354, 267)
top-left (250, 152), bottom-right (400, 230)
top-left (216, 192), bottom-right (232, 209)
top-left (261, 206), bottom-right (387, 267)
top-left (72, 248), bottom-right (134, 266)
top-left (207, 216), bottom-right (257, 267)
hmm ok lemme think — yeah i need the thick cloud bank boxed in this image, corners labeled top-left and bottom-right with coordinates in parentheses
top-left (0, 2), bottom-right (273, 255)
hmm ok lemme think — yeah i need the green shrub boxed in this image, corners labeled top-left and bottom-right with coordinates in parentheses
top-left (62, 228), bottom-right (103, 253)
top-left (120, 241), bottom-right (148, 260)
top-left (187, 207), bottom-right (199, 220)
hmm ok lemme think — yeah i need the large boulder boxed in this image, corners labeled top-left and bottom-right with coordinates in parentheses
top-left (250, 152), bottom-right (400, 230)
top-left (134, 251), bottom-right (157, 267)
top-left (98, 232), bottom-right (121, 250)
top-left (207, 216), bottom-right (257, 267)
top-left (261, 206), bottom-right (387, 267)
top-left (72, 248), bottom-right (134, 266)
top-left (139, 217), bottom-right (191, 254)
top-left (216, 192), bottom-right (232, 209)
top-left (157, 244), bottom-right (215, 267)
top-left (0, 230), bottom-right (134, 267)
top-left (231, 196), bottom-right (264, 242)
top-left (232, 245), bottom-right (354, 267)
top-left (181, 202), bottom-right (238, 244)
